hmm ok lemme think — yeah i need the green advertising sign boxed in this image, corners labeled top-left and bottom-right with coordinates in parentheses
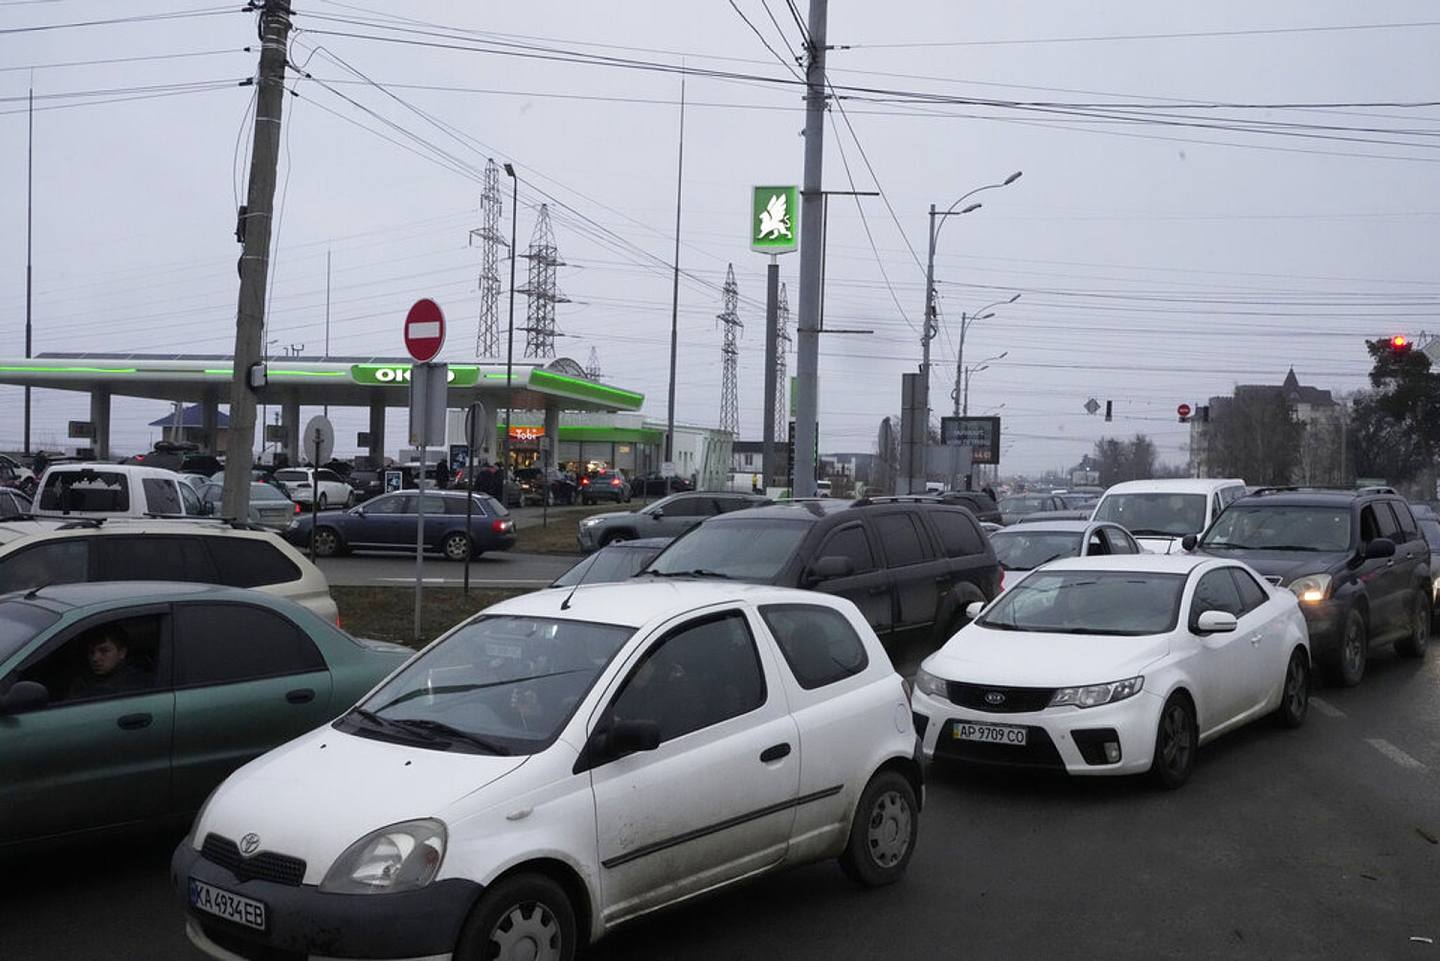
top-left (350, 364), bottom-right (481, 387)
top-left (751, 185), bottom-right (798, 253)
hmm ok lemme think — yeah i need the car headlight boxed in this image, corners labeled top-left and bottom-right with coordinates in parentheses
top-left (581, 517), bottom-right (604, 527)
top-left (1287, 573), bottom-right (1332, 604)
top-left (320, 819), bottom-right (446, 895)
top-left (913, 667), bottom-right (948, 700)
top-left (1050, 676), bottom-right (1144, 709)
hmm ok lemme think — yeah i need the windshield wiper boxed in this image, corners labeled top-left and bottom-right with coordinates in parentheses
top-left (1202, 540), bottom-right (1250, 549)
top-left (1128, 528), bottom-right (1181, 537)
top-left (389, 719), bottom-right (509, 755)
top-left (375, 668), bottom-right (592, 712)
top-left (350, 709), bottom-right (445, 745)
top-left (647, 568), bottom-right (732, 579)
top-left (1253, 545), bottom-right (1322, 552)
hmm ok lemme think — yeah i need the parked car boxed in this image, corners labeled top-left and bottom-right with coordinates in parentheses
top-left (343, 467), bottom-right (386, 504)
top-left (578, 491), bottom-right (771, 552)
top-left (989, 520), bottom-right (1141, 577)
top-left (34, 464), bottom-right (207, 519)
top-left (998, 493), bottom-right (1067, 525)
top-left (1411, 506), bottom-right (1440, 610)
top-left (643, 498), bottom-right (1001, 652)
top-left (126, 441), bottom-right (223, 477)
top-left (285, 489), bottom-right (515, 561)
top-left (936, 490), bottom-right (1002, 525)
top-left (0, 487), bottom-right (31, 519)
top-left (580, 469), bottom-right (631, 505)
top-left (553, 537), bottom-right (672, 587)
top-left (911, 554), bottom-right (1310, 788)
top-left (0, 582), bottom-right (412, 850)
top-left (0, 455), bottom-right (37, 496)
top-left (1194, 486), bottom-right (1430, 685)
top-left (1056, 492), bottom-right (1100, 512)
top-left (0, 519), bottom-right (341, 623)
top-left (172, 581), bottom-right (921, 961)
top-left (273, 468), bottom-right (354, 510)
top-left (632, 473), bottom-right (694, 497)
top-left (467, 463), bottom-right (523, 507)
top-left (515, 467), bottom-right (577, 507)
top-left (1090, 477), bottom-right (1247, 554)
top-left (179, 473), bottom-right (213, 493)
top-left (198, 482), bottom-right (299, 532)
top-left (1014, 509), bottom-right (1092, 524)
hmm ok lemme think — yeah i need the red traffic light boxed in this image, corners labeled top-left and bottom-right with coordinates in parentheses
top-left (1391, 335), bottom-right (1409, 349)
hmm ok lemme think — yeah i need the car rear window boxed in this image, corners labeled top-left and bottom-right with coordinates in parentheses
top-left (203, 538), bottom-right (303, 588)
top-left (989, 530), bottom-right (1082, 570)
top-left (38, 471), bottom-right (130, 513)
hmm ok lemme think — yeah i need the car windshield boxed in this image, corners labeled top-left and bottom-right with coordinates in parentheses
top-left (554, 545), bottom-right (664, 587)
top-left (0, 600), bottom-right (60, 664)
top-left (1420, 518), bottom-right (1440, 551)
top-left (275, 470), bottom-right (309, 483)
top-left (990, 530), bottom-right (1083, 570)
top-left (646, 518), bottom-right (809, 581)
top-left (999, 495), bottom-right (1047, 514)
top-left (346, 615), bottom-right (634, 755)
top-left (1093, 493), bottom-right (1208, 537)
top-left (978, 570), bottom-right (1185, 636)
top-left (1202, 505), bottom-right (1352, 552)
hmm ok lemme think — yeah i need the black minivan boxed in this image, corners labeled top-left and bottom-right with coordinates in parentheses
top-left (641, 498), bottom-right (1001, 660)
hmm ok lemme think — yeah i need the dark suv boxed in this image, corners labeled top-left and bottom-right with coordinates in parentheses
top-left (641, 497), bottom-right (1001, 661)
top-left (1195, 487), bottom-right (1430, 686)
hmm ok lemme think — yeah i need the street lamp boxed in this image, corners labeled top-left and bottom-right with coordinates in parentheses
top-left (961, 350), bottom-right (1009, 416)
top-left (502, 162), bottom-right (518, 476)
top-left (913, 170), bottom-right (1022, 492)
top-left (951, 293), bottom-right (1020, 416)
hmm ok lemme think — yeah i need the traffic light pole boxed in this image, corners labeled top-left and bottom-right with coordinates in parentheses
top-left (792, 0), bottom-right (828, 499)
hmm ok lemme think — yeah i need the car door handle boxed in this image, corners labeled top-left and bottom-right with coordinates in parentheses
top-left (759, 743), bottom-right (791, 763)
top-left (116, 713), bottom-right (152, 730)
top-left (286, 688), bottom-right (316, 705)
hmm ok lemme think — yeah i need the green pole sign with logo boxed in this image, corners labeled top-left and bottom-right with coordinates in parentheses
top-left (751, 185), bottom-right (799, 253)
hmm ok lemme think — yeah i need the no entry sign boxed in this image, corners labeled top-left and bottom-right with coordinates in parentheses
top-left (1177, 403), bottom-right (1192, 419)
top-left (404, 299), bottom-right (446, 363)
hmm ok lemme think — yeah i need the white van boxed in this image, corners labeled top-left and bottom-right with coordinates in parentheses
top-left (1090, 477), bottom-right (1247, 554)
top-left (34, 463), bottom-right (205, 519)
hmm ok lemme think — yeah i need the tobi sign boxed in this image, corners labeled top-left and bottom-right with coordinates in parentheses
top-left (404, 299), bottom-right (446, 363)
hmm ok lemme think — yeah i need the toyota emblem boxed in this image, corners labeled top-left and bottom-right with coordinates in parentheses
top-left (239, 833), bottom-right (262, 857)
top-left (984, 691), bottom-right (1006, 705)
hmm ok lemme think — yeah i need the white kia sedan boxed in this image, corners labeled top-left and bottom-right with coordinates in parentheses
top-left (911, 555), bottom-right (1310, 788)
top-left (173, 581), bottom-right (921, 961)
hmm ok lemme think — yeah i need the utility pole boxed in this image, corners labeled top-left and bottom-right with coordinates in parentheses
top-left (24, 87), bottom-right (33, 455)
top-left (222, 0), bottom-right (292, 520)
top-left (793, 0), bottom-right (828, 498)
top-left (665, 74), bottom-right (686, 464)
top-left (717, 265), bottom-right (743, 437)
top-left (761, 257), bottom-right (779, 487)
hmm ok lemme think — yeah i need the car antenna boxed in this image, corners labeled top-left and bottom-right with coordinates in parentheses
top-left (23, 580), bottom-right (52, 600)
top-left (560, 550), bottom-right (601, 611)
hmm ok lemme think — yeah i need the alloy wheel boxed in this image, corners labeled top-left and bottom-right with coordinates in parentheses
top-left (1160, 702), bottom-right (1194, 776)
top-left (312, 529), bottom-right (338, 557)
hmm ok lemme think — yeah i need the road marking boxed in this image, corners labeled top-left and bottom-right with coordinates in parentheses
top-left (1309, 697), bottom-right (1344, 718)
top-left (1365, 738), bottom-right (1426, 770)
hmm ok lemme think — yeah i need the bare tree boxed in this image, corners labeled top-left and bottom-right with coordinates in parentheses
top-left (1205, 390), bottom-right (1305, 484)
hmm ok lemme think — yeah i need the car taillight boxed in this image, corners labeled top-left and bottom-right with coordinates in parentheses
top-left (336, 614), bottom-right (343, 628)
top-left (492, 519), bottom-right (512, 533)
top-left (610, 478), bottom-right (620, 486)
top-left (294, 502), bottom-right (302, 514)
top-left (580, 477), bottom-right (590, 486)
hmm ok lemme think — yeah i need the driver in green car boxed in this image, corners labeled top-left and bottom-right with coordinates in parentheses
top-left (67, 629), bottom-right (149, 700)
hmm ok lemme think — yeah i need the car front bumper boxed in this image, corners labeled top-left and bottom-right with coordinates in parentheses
top-left (172, 840), bottom-right (479, 961)
top-left (1298, 600), bottom-right (1342, 658)
top-left (911, 686), bottom-right (1164, 776)
top-left (577, 526), bottom-right (602, 552)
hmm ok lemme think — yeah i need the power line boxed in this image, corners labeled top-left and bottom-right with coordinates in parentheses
top-left (0, 6), bottom-right (238, 34)
top-left (844, 19), bottom-right (1440, 48)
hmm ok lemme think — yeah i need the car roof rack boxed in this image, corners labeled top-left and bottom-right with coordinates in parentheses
top-left (1248, 485), bottom-right (1394, 498)
top-left (851, 495), bottom-right (942, 507)
top-left (56, 517), bottom-right (106, 530)
top-left (1355, 485), bottom-right (1398, 495)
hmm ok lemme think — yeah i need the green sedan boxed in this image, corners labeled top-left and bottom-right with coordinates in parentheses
top-left (0, 581), bottom-right (412, 849)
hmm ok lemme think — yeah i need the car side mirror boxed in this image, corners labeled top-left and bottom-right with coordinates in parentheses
top-left (1180, 533), bottom-right (1198, 552)
top-left (650, 509), bottom-right (663, 520)
top-left (0, 680), bottom-right (50, 715)
top-left (965, 600), bottom-right (986, 620)
top-left (808, 555), bottom-right (854, 584)
top-left (1194, 610), bottom-right (1238, 634)
top-left (1364, 537), bottom-right (1396, 560)
top-left (587, 719), bottom-right (661, 766)
top-left (353, 506), bottom-right (366, 516)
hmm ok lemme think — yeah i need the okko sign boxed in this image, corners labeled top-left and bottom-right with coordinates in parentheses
top-left (750, 185), bottom-right (799, 253)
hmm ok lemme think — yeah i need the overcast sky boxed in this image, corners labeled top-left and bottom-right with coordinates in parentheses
top-left (3, 0), bottom-right (1439, 473)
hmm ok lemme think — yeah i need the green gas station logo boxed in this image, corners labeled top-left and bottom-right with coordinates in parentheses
top-left (351, 364), bottom-right (481, 387)
top-left (751, 185), bottom-right (798, 253)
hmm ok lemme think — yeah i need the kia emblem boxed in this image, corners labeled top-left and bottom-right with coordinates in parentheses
top-left (239, 833), bottom-right (262, 857)
top-left (984, 691), bottom-right (1005, 705)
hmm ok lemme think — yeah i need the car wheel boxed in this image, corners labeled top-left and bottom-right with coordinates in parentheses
top-left (838, 770), bottom-right (918, 887)
top-left (318, 493), bottom-right (328, 510)
top-left (1274, 648), bottom-right (1310, 729)
top-left (454, 873), bottom-right (576, 961)
top-left (443, 532), bottom-right (472, 562)
top-left (1149, 693), bottom-right (1197, 789)
top-left (1396, 591), bottom-right (1430, 658)
top-left (311, 527), bottom-right (341, 558)
top-left (1327, 608), bottom-right (1368, 686)
top-left (582, 496), bottom-right (593, 506)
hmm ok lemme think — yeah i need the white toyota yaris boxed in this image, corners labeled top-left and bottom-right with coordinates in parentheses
top-left (173, 581), bottom-right (921, 961)
top-left (911, 555), bottom-right (1310, 788)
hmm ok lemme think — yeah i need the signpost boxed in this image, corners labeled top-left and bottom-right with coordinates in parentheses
top-left (1177, 402), bottom-right (1192, 422)
top-left (302, 415), bottom-right (335, 561)
top-left (405, 299), bottom-right (448, 642)
top-left (940, 416), bottom-right (1002, 489)
top-left (384, 470), bottom-right (403, 493)
top-left (461, 401), bottom-right (485, 596)
top-left (750, 186), bottom-right (799, 253)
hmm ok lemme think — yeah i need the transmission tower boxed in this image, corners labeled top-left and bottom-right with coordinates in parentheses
top-left (467, 159), bottom-right (508, 357)
top-left (585, 347), bottom-right (602, 381)
top-left (717, 264), bottom-right (743, 436)
top-left (517, 204), bottom-right (569, 358)
top-left (774, 282), bottom-right (791, 441)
